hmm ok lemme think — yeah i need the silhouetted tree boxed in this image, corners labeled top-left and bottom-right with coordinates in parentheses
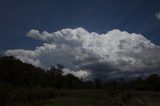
top-left (1, 55), bottom-right (160, 91)
top-left (145, 74), bottom-right (160, 91)
top-left (94, 79), bottom-right (102, 89)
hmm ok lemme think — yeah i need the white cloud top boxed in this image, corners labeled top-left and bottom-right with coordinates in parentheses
top-left (5, 28), bottom-right (160, 79)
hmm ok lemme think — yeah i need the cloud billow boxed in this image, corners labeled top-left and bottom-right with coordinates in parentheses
top-left (5, 28), bottom-right (160, 79)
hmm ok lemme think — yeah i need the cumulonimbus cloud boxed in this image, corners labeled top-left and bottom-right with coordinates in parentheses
top-left (5, 28), bottom-right (160, 79)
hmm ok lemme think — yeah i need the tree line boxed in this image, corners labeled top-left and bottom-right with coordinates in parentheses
top-left (0, 56), bottom-right (160, 90)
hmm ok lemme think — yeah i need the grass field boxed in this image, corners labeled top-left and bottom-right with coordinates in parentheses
top-left (5, 89), bottom-right (160, 106)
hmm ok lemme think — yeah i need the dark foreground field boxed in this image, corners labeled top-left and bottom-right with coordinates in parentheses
top-left (2, 89), bottom-right (160, 106)
top-left (1, 56), bottom-right (160, 106)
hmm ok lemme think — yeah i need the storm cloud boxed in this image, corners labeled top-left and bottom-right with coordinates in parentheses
top-left (5, 28), bottom-right (160, 79)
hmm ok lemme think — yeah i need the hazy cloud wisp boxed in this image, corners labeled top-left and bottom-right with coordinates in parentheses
top-left (156, 11), bottom-right (160, 20)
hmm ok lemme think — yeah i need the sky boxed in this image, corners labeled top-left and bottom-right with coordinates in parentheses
top-left (1, 0), bottom-right (160, 79)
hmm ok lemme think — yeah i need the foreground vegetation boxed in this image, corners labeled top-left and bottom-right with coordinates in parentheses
top-left (1, 56), bottom-right (160, 106)
top-left (2, 89), bottom-right (160, 106)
